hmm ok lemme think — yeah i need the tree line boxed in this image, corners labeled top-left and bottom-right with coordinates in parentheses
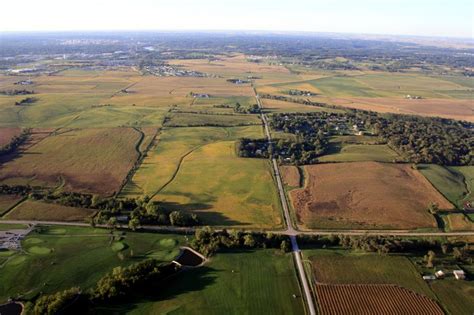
top-left (0, 129), bottom-right (30, 156)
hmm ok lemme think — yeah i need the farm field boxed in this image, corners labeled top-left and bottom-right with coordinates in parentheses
top-left (156, 140), bottom-right (282, 228)
top-left (164, 112), bottom-right (261, 127)
top-left (3, 200), bottom-right (95, 222)
top-left (289, 162), bottom-right (453, 230)
top-left (0, 195), bottom-right (23, 216)
top-left (430, 279), bottom-right (474, 315)
top-left (0, 127), bottom-right (22, 146)
top-left (0, 225), bottom-right (184, 303)
top-left (419, 165), bottom-right (473, 208)
top-left (0, 128), bottom-right (141, 196)
top-left (318, 144), bottom-right (399, 163)
top-left (105, 250), bottom-right (304, 315)
top-left (315, 283), bottom-right (443, 315)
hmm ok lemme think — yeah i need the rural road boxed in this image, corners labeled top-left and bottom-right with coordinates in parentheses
top-left (255, 90), bottom-right (317, 315)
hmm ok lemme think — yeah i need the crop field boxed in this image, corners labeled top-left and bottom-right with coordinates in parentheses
top-left (0, 225), bottom-right (184, 303)
top-left (4, 200), bottom-right (95, 222)
top-left (419, 165), bottom-right (472, 208)
top-left (108, 250), bottom-right (304, 315)
top-left (0, 195), bottom-right (23, 216)
top-left (304, 249), bottom-right (448, 315)
top-left (281, 166), bottom-right (301, 188)
top-left (156, 140), bottom-right (282, 228)
top-left (315, 284), bottom-right (443, 315)
top-left (289, 162), bottom-right (453, 229)
top-left (318, 144), bottom-right (399, 163)
top-left (0, 128), bottom-right (141, 196)
top-left (260, 98), bottom-right (335, 113)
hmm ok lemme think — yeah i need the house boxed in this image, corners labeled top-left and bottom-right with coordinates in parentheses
top-left (435, 270), bottom-right (445, 279)
top-left (453, 270), bottom-right (466, 280)
top-left (422, 275), bottom-right (436, 281)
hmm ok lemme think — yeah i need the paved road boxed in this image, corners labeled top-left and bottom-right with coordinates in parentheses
top-left (255, 91), bottom-right (317, 315)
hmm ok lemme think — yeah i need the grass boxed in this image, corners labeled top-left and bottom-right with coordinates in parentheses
top-left (156, 140), bottom-right (283, 228)
top-left (431, 279), bottom-right (474, 315)
top-left (303, 249), bottom-right (435, 299)
top-left (4, 200), bottom-right (95, 222)
top-left (0, 128), bottom-right (141, 196)
top-left (164, 112), bottom-right (261, 127)
top-left (418, 164), bottom-right (471, 208)
top-left (444, 213), bottom-right (474, 231)
top-left (318, 144), bottom-right (398, 163)
top-left (100, 250), bottom-right (305, 315)
top-left (0, 225), bottom-right (184, 303)
top-left (121, 125), bottom-right (263, 198)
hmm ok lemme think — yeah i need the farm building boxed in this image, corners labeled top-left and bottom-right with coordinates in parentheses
top-left (453, 270), bottom-right (466, 280)
top-left (435, 270), bottom-right (445, 279)
top-left (422, 275), bottom-right (436, 281)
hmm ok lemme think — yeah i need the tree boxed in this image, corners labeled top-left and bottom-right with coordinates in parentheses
top-left (34, 287), bottom-right (81, 315)
top-left (426, 250), bottom-right (435, 268)
top-left (128, 217), bottom-right (140, 231)
top-left (243, 234), bottom-right (256, 247)
top-left (169, 210), bottom-right (185, 226)
top-left (107, 217), bottom-right (118, 230)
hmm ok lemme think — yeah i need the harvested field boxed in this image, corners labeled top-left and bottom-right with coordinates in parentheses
top-left (260, 98), bottom-right (335, 113)
top-left (290, 162), bottom-right (453, 229)
top-left (327, 97), bottom-right (474, 122)
top-left (0, 128), bottom-right (22, 146)
top-left (281, 166), bottom-right (301, 187)
top-left (315, 284), bottom-right (443, 315)
top-left (5, 200), bottom-right (95, 222)
top-left (0, 128), bottom-right (140, 195)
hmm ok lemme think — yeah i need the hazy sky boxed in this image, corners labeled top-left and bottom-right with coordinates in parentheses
top-left (1, 0), bottom-right (472, 38)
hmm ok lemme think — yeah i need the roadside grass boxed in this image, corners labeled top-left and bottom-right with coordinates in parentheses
top-left (100, 250), bottom-right (304, 315)
top-left (303, 249), bottom-right (435, 299)
top-left (156, 140), bottom-right (283, 229)
top-left (0, 225), bottom-right (184, 303)
top-left (4, 200), bottom-right (95, 222)
top-left (318, 144), bottom-right (398, 163)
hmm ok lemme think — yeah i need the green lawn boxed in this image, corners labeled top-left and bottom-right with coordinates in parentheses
top-left (99, 250), bottom-right (305, 315)
top-left (0, 225), bottom-right (184, 303)
top-left (318, 144), bottom-right (399, 163)
top-left (418, 164), bottom-right (471, 208)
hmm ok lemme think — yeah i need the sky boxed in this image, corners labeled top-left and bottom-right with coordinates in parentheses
top-left (1, 0), bottom-right (472, 38)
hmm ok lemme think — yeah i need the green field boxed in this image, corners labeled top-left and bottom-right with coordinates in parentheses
top-left (431, 278), bottom-right (474, 315)
top-left (100, 250), bottom-right (305, 315)
top-left (164, 112), bottom-right (261, 127)
top-left (123, 125), bottom-right (282, 229)
top-left (419, 164), bottom-right (472, 208)
top-left (303, 249), bottom-right (435, 298)
top-left (318, 144), bottom-right (399, 163)
top-left (0, 225), bottom-right (184, 303)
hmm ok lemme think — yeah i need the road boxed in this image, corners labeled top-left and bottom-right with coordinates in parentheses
top-left (255, 90), bottom-right (317, 315)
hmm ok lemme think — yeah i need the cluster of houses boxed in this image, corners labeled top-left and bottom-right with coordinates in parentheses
top-left (423, 269), bottom-right (466, 281)
top-left (145, 65), bottom-right (207, 77)
top-left (405, 94), bottom-right (423, 100)
top-left (14, 79), bottom-right (33, 85)
top-left (227, 78), bottom-right (250, 85)
top-left (191, 92), bottom-right (210, 98)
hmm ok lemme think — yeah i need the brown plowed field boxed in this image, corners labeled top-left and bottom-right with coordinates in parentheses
top-left (315, 284), bottom-right (444, 315)
top-left (290, 162), bottom-right (453, 229)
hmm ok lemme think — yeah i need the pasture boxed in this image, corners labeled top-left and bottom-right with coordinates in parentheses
top-left (110, 250), bottom-right (304, 315)
top-left (0, 225), bottom-right (184, 303)
top-left (155, 140), bottom-right (282, 228)
top-left (4, 200), bottom-right (95, 222)
top-left (289, 162), bottom-right (452, 230)
top-left (0, 128), bottom-right (141, 196)
top-left (419, 165), bottom-right (473, 208)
